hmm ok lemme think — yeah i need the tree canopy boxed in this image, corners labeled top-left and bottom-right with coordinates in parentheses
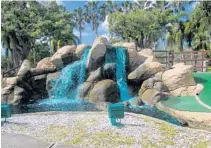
top-left (1, 1), bottom-right (77, 67)
top-left (1, 0), bottom-right (211, 70)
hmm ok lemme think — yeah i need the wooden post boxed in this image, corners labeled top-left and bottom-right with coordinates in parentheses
top-left (202, 51), bottom-right (204, 72)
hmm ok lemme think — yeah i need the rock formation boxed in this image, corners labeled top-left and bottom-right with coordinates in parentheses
top-left (1, 37), bottom-right (198, 107)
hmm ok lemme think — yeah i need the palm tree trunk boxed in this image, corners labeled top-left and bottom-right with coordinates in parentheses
top-left (95, 27), bottom-right (98, 37)
top-left (5, 48), bottom-right (10, 70)
top-left (33, 48), bottom-right (36, 65)
top-left (135, 39), bottom-right (138, 51)
top-left (79, 30), bottom-right (82, 43)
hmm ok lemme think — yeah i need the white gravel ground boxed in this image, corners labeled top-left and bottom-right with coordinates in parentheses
top-left (1, 111), bottom-right (211, 148)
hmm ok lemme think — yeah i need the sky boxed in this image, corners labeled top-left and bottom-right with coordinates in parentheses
top-left (1, 0), bottom-right (198, 56)
top-left (62, 1), bottom-right (110, 45)
top-left (61, 0), bottom-right (197, 46)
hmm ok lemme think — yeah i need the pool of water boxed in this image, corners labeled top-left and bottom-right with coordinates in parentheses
top-left (11, 99), bottom-right (181, 126)
top-left (126, 104), bottom-right (181, 125)
top-left (12, 99), bottom-right (99, 114)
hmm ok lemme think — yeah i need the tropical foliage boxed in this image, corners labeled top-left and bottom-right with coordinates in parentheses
top-left (1, 1), bottom-right (77, 68)
top-left (1, 1), bottom-right (211, 70)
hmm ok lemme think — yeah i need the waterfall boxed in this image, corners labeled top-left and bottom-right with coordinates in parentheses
top-left (105, 46), bottom-right (130, 101)
top-left (50, 47), bottom-right (90, 100)
top-left (115, 47), bottom-right (130, 101)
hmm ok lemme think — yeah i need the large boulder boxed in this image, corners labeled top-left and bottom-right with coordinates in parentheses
top-left (137, 77), bottom-right (169, 104)
top-left (138, 49), bottom-right (157, 64)
top-left (50, 45), bottom-right (77, 69)
top-left (138, 48), bottom-right (154, 57)
top-left (102, 63), bottom-right (116, 80)
top-left (2, 86), bottom-right (26, 105)
top-left (17, 60), bottom-right (31, 78)
top-left (87, 67), bottom-right (102, 82)
top-left (36, 57), bottom-right (56, 70)
top-left (156, 102), bottom-right (211, 131)
top-left (127, 48), bottom-right (147, 72)
top-left (2, 77), bottom-right (18, 88)
top-left (93, 36), bottom-right (109, 46)
top-left (88, 79), bottom-right (120, 103)
top-left (86, 38), bottom-right (107, 71)
top-left (31, 74), bottom-right (48, 99)
top-left (128, 62), bottom-right (165, 82)
top-left (30, 68), bottom-right (56, 77)
top-left (162, 63), bottom-right (196, 92)
top-left (46, 72), bottom-right (61, 95)
top-left (78, 81), bottom-right (94, 100)
top-left (75, 44), bottom-right (88, 58)
top-left (114, 42), bottom-right (147, 72)
top-left (1, 85), bottom-right (14, 95)
top-left (170, 86), bottom-right (197, 96)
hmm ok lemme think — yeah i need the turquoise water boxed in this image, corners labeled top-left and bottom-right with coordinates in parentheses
top-left (116, 47), bottom-right (130, 101)
top-left (49, 47), bottom-right (90, 100)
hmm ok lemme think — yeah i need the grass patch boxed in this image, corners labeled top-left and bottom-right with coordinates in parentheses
top-left (192, 137), bottom-right (211, 148)
top-left (159, 138), bottom-right (175, 146)
top-left (193, 141), bottom-right (209, 148)
top-left (88, 131), bottom-right (136, 147)
top-left (157, 122), bottom-right (176, 138)
top-left (143, 141), bottom-right (161, 148)
top-left (11, 125), bottom-right (28, 132)
top-left (64, 136), bottom-right (82, 145)
top-left (141, 133), bottom-right (162, 148)
top-left (36, 126), bottom-right (72, 142)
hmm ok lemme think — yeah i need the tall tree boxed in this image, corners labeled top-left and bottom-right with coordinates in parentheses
top-left (73, 7), bottom-right (86, 43)
top-left (188, 1), bottom-right (211, 50)
top-left (1, 1), bottom-right (77, 67)
top-left (84, 1), bottom-right (100, 37)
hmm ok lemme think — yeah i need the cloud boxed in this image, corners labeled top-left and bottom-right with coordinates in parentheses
top-left (56, 0), bottom-right (64, 6)
top-left (100, 15), bottom-right (109, 32)
top-left (73, 29), bottom-right (89, 37)
top-left (36, 0), bottom-right (64, 6)
top-left (101, 33), bottom-right (111, 40)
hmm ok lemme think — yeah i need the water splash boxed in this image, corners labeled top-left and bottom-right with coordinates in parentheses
top-left (115, 47), bottom-right (130, 101)
top-left (50, 47), bottom-right (90, 99)
top-left (78, 47), bottom-right (90, 84)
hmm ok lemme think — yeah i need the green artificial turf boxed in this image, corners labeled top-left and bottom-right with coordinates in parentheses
top-left (161, 72), bottom-right (211, 113)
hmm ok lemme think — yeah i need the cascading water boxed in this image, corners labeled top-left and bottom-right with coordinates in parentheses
top-left (105, 46), bottom-right (130, 101)
top-left (27, 46), bottom-right (97, 111)
top-left (16, 45), bottom-right (181, 125)
top-left (116, 47), bottom-right (130, 101)
top-left (50, 47), bottom-right (91, 99)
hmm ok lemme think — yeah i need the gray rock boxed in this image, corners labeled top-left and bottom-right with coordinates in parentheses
top-left (46, 72), bottom-right (61, 95)
top-left (102, 63), bottom-right (116, 80)
top-left (137, 77), bottom-right (169, 105)
top-left (50, 45), bottom-right (78, 69)
top-left (86, 43), bottom-right (106, 71)
top-left (78, 81), bottom-right (95, 100)
top-left (128, 62), bottom-right (164, 83)
top-left (31, 74), bottom-right (48, 99)
top-left (75, 44), bottom-right (88, 58)
top-left (87, 67), bottom-right (102, 82)
top-left (30, 68), bottom-right (56, 76)
top-left (88, 79), bottom-right (120, 103)
top-left (2, 86), bottom-right (26, 105)
top-left (36, 57), bottom-right (56, 69)
top-left (1, 85), bottom-right (14, 95)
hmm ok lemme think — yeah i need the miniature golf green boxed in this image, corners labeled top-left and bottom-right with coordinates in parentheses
top-left (160, 72), bottom-right (211, 113)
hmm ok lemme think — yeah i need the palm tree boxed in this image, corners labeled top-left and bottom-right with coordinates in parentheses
top-left (120, 1), bottom-right (133, 13)
top-left (73, 7), bottom-right (86, 43)
top-left (85, 1), bottom-right (100, 37)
